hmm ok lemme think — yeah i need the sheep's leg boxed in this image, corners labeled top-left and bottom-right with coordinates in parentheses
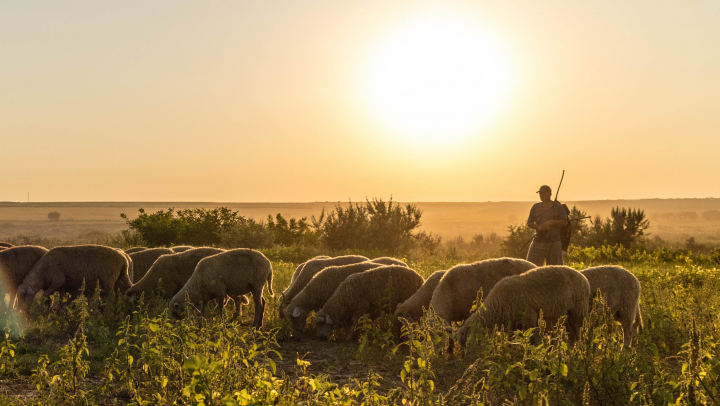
top-left (619, 309), bottom-right (636, 349)
top-left (233, 295), bottom-right (248, 319)
top-left (251, 289), bottom-right (266, 329)
top-left (565, 311), bottom-right (584, 344)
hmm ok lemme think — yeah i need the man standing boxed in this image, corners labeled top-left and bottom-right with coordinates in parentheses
top-left (526, 185), bottom-right (568, 266)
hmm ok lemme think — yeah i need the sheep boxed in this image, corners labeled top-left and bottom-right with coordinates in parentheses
top-left (581, 265), bottom-right (643, 347)
top-left (314, 265), bottom-right (424, 341)
top-left (290, 256), bottom-right (331, 284)
top-left (170, 246), bottom-right (194, 253)
top-left (0, 242), bottom-right (13, 248)
top-left (280, 255), bottom-right (369, 307)
top-left (283, 261), bottom-right (386, 332)
top-left (394, 270), bottom-right (446, 322)
top-left (16, 245), bottom-right (133, 306)
top-left (458, 265), bottom-right (591, 347)
top-left (431, 258), bottom-right (537, 323)
top-left (371, 257), bottom-right (409, 267)
top-left (128, 248), bottom-right (175, 283)
top-left (170, 249), bottom-right (273, 328)
top-left (124, 247), bottom-right (147, 254)
top-left (0, 246), bottom-right (49, 307)
top-left (125, 247), bottom-right (224, 301)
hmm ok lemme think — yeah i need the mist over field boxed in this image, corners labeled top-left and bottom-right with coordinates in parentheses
top-left (2, 199), bottom-right (720, 247)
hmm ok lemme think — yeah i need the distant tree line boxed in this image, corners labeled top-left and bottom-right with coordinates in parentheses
top-left (122, 201), bottom-right (710, 262)
top-left (120, 198), bottom-right (425, 255)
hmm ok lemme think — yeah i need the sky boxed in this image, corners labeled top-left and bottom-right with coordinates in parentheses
top-left (2, 1), bottom-right (719, 202)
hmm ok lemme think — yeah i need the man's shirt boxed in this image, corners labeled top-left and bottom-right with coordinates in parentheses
top-left (527, 201), bottom-right (568, 243)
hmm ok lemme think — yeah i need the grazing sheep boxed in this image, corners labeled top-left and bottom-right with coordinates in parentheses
top-left (431, 258), bottom-right (536, 323)
top-left (394, 270), bottom-right (446, 322)
top-left (16, 245), bottom-right (133, 306)
top-left (170, 249), bottom-right (273, 328)
top-left (128, 248), bottom-right (174, 283)
top-left (281, 255), bottom-right (369, 307)
top-left (170, 246), bottom-right (193, 253)
top-left (283, 261), bottom-right (385, 332)
top-left (581, 265), bottom-right (643, 347)
top-left (125, 247), bottom-right (224, 300)
top-left (315, 265), bottom-right (424, 341)
top-left (371, 257), bottom-right (409, 267)
top-left (458, 265), bottom-right (591, 347)
top-left (124, 247), bottom-right (147, 254)
top-left (0, 246), bottom-right (49, 307)
top-left (0, 242), bottom-right (13, 248)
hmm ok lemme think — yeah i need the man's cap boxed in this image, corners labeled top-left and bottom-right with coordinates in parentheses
top-left (536, 185), bottom-right (552, 193)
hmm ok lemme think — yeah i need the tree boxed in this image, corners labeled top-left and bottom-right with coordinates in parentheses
top-left (48, 211), bottom-right (61, 222)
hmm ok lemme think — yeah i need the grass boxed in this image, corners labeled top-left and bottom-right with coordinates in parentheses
top-left (0, 255), bottom-right (718, 405)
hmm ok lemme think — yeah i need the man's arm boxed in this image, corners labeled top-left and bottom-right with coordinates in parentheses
top-left (538, 204), bottom-right (569, 230)
top-left (527, 206), bottom-right (539, 229)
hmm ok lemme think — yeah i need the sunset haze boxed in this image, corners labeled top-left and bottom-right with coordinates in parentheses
top-left (2, 1), bottom-right (719, 202)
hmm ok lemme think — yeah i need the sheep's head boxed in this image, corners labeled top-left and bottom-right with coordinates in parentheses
top-left (170, 300), bottom-right (184, 319)
top-left (16, 284), bottom-right (36, 308)
top-left (457, 324), bottom-right (470, 348)
top-left (393, 302), bottom-right (417, 323)
top-left (314, 309), bottom-right (333, 340)
top-left (289, 306), bottom-right (309, 332)
top-left (124, 286), bottom-right (140, 303)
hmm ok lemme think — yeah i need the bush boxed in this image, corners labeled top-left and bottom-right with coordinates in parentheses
top-left (47, 212), bottom-right (61, 222)
top-left (500, 224), bottom-right (535, 258)
top-left (120, 207), bottom-right (251, 247)
top-left (220, 218), bottom-right (276, 249)
top-left (315, 198), bottom-right (422, 254)
top-left (266, 214), bottom-right (315, 246)
top-left (583, 207), bottom-right (649, 248)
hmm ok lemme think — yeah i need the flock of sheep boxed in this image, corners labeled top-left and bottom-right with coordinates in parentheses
top-left (281, 255), bottom-right (642, 348)
top-left (0, 241), bottom-right (642, 350)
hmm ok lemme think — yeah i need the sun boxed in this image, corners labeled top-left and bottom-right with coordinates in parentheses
top-left (362, 14), bottom-right (515, 145)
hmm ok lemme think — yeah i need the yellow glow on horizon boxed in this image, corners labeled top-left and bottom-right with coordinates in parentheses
top-left (362, 14), bottom-right (515, 146)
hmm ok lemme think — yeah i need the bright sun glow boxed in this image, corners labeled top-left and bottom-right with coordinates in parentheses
top-left (363, 14), bottom-right (515, 145)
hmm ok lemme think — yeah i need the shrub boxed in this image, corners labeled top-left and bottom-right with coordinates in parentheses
top-left (315, 198), bottom-right (423, 254)
top-left (266, 213), bottom-right (315, 246)
top-left (500, 223), bottom-right (535, 258)
top-left (220, 218), bottom-right (276, 249)
top-left (47, 212), bottom-right (61, 222)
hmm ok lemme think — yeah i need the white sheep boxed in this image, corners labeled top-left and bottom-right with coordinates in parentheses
top-left (170, 249), bottom-right (273, 328)
top-left (458, 265), bottom-right (591, 347)
top-left (314, 265), bottom-right (424, 341)
top-left (581, 265), bottom-right (643, 347)
top-left (431, 258), bottom-right (536, 323)
top-left (17, 245), bottom-right (132, 306)
top-left (283, 261), bottom-right (385, 332)
top-left (281, 255), bottom-right (368, 307)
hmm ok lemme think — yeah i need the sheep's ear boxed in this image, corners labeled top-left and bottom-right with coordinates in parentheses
top-left (292, 307), bottom-right (302, 318)
top-left (325, 314), bottom-right (333, 325)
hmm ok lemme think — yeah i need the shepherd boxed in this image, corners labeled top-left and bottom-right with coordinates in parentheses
top-left (526, 185), bottom-right (569, 266)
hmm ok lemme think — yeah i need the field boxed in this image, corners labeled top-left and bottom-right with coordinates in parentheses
top-left (3, 199), bottom-right (720, 247)
top-left (0, 251), bottom-right (718, 405)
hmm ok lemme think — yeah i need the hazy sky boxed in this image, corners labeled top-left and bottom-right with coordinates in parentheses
top-left (2, 1), bottom-right (719, 202)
